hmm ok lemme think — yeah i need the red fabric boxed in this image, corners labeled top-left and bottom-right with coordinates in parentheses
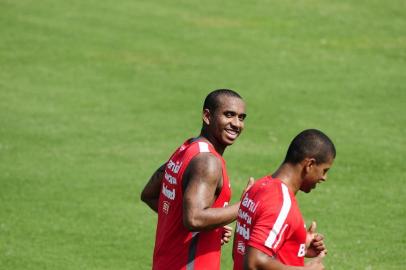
top-left (152, 138), bottom-right (231, 270)
top-left (233, 177), bottom-right (306, 269)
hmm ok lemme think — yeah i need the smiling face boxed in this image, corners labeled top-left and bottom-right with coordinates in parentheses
top-left (300, 156), bottom-right (334, 193)
top-left (202, 95), bottom-right (246, 151)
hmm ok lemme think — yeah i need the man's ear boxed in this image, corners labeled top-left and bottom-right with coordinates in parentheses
top-left (202, 108), bottom-right (211, 125)
top-left (304, 158), bottom-right (316, 173)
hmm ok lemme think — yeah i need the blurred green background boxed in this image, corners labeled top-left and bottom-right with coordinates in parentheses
top-left (1, 0), bottom-right (405, 269)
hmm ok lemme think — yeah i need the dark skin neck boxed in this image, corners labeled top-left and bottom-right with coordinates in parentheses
top-left (271, 163), bottom-right (303, 194)
top-left (198, 128), bottom-right (226, 155)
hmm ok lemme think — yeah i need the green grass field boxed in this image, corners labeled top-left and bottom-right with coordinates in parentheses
top-left (1, 0), bottom-right (405, 269)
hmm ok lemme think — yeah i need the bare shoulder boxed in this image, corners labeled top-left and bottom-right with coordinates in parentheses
top-left (184, 152), bottom-right (222, 185)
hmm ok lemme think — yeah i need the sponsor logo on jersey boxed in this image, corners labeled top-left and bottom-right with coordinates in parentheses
top-left (236, 221), bottom-right (250, 240)
top-left (237, 241), bottom-right (245, 255)
top-left (167, 160), bottom-right (182, 174)
top-left (241, 193), bottom-right (260, 213)
top-left (297, 243), bottom-right (306, 257)
top-left (163, 201), bottom-right (170, 214)
top-left (164, 171), bottom-right (177, 185)
top-left (238, 209), bottom-right (252, 224)
top-left (162, 183), bottom-right (175, 200)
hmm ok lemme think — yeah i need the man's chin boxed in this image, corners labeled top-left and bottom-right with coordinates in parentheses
top-left (224, 141), bottom-right (235, 146)
top-left (223, 136), bottom-right (238, 145)
top-left (300, 187), bottom-right (312, 193)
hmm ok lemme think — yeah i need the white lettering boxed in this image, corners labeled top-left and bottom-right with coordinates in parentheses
top-left (236, 221), bottom-right (250, 240)
top-left (238, 209), bottom-right (252, 224)
top-left (162, 183), bottom-right (176, 200)
top-left (297, 243), bottom-right (306, 257)
top-left (164, 171), bottom-right (177, 184)
top-left (167, 160), bottom-right (182, 174)
top-left (241, 193), bottom-right (260, 213)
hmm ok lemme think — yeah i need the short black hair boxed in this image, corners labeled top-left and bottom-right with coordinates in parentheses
top-left (283, 129), bottom-right (336, 164)
top-left (203, 89), bottom-right (242, 112)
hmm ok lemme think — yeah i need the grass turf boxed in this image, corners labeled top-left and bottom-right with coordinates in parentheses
top-left (1, 0), bottom-right (405, 269)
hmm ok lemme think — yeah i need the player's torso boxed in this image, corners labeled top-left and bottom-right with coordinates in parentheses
top-left (153, 138), bottom-right (231, 270)
top-left (233, 178), bottom-right (270, 270)
top-left (276, 196), bottom-right (306, 266)
top-left (233, 178), bottom-right (306, 269)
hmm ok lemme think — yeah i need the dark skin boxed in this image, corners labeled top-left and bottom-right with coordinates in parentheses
top-left (182, 152), bottom-right (238, 230)
top-left (141, 95), bottom-right (253, 242)
top-left (200, 97), bottom-right (247, 156)
top-left (141, 164), bottom-right (165, 213)
top-left (244, 157), bottom-right (334, 270)
top-left (245, 248), bottom-right (325, 270)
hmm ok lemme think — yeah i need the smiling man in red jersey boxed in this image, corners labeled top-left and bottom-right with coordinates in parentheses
top-left (233, 129), bottom-right (336, 270)
top-left (141, 89), bottom-right (254, 270)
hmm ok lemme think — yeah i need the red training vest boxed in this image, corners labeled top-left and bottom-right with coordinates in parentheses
top-left (153, 138), bottom-right (231, 270)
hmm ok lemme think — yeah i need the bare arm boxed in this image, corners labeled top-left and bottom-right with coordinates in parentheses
top-left (245, 247), bottom-right (325, 270)
top-left (182, 153), bottom-right (240, 231)
top-left (140, 164), bottom-right (165, 213)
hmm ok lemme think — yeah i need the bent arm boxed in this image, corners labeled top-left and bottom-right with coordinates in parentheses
top-left (182, 153), bottom-right (239, 231)
top-left (140, 164), bottom-right (165, 213)
top-left (245, 247), bottom-right (303, 270)
top-left (245, 246), bottom-right (324, 270)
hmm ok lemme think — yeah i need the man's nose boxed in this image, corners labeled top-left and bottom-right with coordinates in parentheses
top-left (231, 117), bottom-right (243, 129)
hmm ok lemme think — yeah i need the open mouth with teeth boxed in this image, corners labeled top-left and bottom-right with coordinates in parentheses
top-left (225, 129), bottom-right (240, 140)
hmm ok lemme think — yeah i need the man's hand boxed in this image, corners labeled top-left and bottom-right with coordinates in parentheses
top-left (244, 177), bottom-right (255, 193)
top-left (306, 221), bottom-right (327, 258)
top-left (221, 225), bottom-right (233, 245)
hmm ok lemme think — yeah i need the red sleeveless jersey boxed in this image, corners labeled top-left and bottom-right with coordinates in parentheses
top-left (152, 138), bottom-right (232, 270)
top-left (233, 177), bottom-right (306, 269)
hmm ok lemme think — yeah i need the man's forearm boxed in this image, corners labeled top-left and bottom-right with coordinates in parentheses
top-left (183, 202), bottom-right (240, 231)
top-left (143, 198), bottom-right (159, 213)
top-left (141, 165), bottom-right (165, 213)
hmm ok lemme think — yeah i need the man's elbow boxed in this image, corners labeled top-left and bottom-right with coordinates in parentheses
top-left (140, 189), bottom-right (149, 204)
top-left (244, 262), bottom-right (258, 270)
top-left (243, 259), bottom-right (260, 270)
top-left (183, 215), bottom-right (204, 231)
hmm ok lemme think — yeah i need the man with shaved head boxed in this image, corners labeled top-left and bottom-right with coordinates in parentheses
top-left (233, 129), bottom-right (336, 270)
top-left (142, 89), bottom-right (253, 270)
